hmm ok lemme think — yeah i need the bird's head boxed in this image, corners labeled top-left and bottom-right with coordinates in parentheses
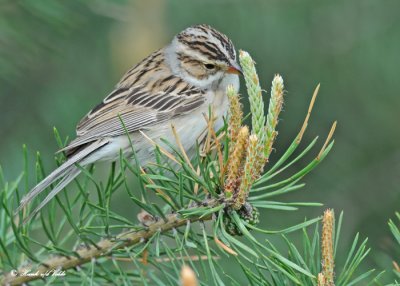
top-left (165, 24), bottom-right (241, 91)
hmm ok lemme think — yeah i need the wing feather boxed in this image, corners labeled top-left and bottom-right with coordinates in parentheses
top-left (59, 83), bottom-right (205, 155)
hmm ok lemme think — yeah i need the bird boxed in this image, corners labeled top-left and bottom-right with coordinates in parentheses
top-left (16, 24), bottom-right (242, 222)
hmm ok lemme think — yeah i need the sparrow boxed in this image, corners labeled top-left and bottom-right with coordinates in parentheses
top-left (16, 24), bottom-right (242, 222)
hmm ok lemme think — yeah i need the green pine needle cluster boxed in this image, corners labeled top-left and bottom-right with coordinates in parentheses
top-left (0, 51), bottom-right (397, 286)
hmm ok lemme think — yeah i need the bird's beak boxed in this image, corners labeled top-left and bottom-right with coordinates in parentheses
top-left (226, 63), bottom-right (243, 75)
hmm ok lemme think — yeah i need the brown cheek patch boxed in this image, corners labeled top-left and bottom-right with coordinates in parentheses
top-left (182, 60), bottom-right (208, 80)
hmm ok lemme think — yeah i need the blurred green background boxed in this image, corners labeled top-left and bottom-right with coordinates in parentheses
top-left (1, 0), bottom-right (399, 282)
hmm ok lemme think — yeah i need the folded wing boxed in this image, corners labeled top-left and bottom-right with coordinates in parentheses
top-left (59, 82), bottom-right (206, 155)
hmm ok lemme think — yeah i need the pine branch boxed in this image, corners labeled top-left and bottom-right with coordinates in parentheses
top-left (0, 50), bottom-right (341, 285)
top-left (1, 212), bottom-right (212, 285)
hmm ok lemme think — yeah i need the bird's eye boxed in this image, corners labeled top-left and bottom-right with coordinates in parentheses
top-left (204, 63), bottom-right (216, 70)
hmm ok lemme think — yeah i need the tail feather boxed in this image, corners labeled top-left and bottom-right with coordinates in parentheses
top-left (15, 162), bottom-right (77, 214)
top-left (15, 139), bottom-right (109, 219)
top-left (22, 166), bottom-right (81, 224)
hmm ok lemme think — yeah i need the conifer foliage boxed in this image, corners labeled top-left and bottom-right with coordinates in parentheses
top-left (0, 51), bottom-right (394, 285)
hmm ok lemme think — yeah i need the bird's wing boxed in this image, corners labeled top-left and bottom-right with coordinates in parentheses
top-left (59, 83), bottom-right (206, 154)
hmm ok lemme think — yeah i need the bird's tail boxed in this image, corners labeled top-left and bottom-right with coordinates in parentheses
top-left (15, 139), bottom-right (108, 223)
top-left (20, 166), bottom-right (81, 223)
